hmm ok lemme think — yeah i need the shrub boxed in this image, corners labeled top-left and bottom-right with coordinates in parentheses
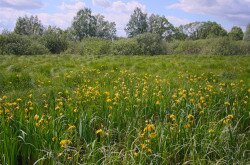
top-left (173, 40), bottom-right (204, 55)
top-left (0, 33), bottom-right (49, 55)
top-left (41, 28), bottom-right (68, 54)
top-left (235, 41), bottom-right (250, 55)
top-left (135, 33), bottom-right (163, 55)
top-left (202, 37), bottom-right (238, 55)
top-left (66, 38), bottom-right (111, 55)
top-left (111, 38), bottom-right (140, 55)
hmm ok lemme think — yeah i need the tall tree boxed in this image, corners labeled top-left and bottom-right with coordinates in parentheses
top-left (72, 8), bottom-right (97, 40)
top-left (228, 26), bottom-right (244, 41)
top-left (148, 14), bottom-right (175, 41)
top-left (125, 8), bottom-right (148, 37)
top-left (95, 14), bottom-right (116, 39)
top-left (179, 22), bottom-right (204, 39)
top-left (14, 15), bottom-right (44, 35)
top-left (179, 21), bottom-right (227, 40)
top-left (243, 24), bottom-right (250, 41)
top-left (196, 21), bottom-right (227, 39)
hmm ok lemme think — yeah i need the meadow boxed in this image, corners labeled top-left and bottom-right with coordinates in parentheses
top-left (0, 54), bottom-right (250, 164)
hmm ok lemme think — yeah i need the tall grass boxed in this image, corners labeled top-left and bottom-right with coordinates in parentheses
top-left (0, 54), bottom-right (250, 164)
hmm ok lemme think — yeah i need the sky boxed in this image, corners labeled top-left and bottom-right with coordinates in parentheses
top-left (0, 0), bottom-right (250, 36)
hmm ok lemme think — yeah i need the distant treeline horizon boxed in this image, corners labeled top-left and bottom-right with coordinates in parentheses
top-left (0, 7), bottom-right (250, 56)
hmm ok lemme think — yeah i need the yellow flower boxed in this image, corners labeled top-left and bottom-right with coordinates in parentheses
top-left (170, 114), bottom-right (176, 121)
top-left (52, 137), bottom-right (57, 142)
top-left (34, 114), bottom-right (39, 121)
top-left (248, 89), bottom-right (250, 93)
top-left (68, 124), bottom-right (76, 131)
top-left (16, 98), bottom-right (22, 102)
top-left (147, 148), bottom-right (152, 154)
top-left (134, 152), bottom-right (139, 157)
top-left (187, 114), bottom-right (194, 120)
top-left (96, 129), bottom-right (104, 135)
top-left (184, 123), bottom-right (191, 129)
top-left (104, 91), bottom-right (110, 96)
top-left (149, 132), bottom-right (157, 139)
top-left (0, 110), bottom-right (3, 115)
top-left (208, 129), bottom-right (214, 133)
top-left (224, 102), bottom-right (230, 106)
top-left (106, 98), bottom-right (112, 103)
top-left (140, 143), bottom-right (147, 150)
top-left (60, 140), bottom-right (72, 148)
top-left (144, 124), bottom-right (155, 132)
top-left (227, 114), bottom-right (234, 120)
top-left (155, 100), bottom-right (160, 105)
top-left (2, 95), bottom-right (7, 99)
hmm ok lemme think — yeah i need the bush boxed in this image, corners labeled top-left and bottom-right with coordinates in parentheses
top-left (0, 33), bottom-right (49, 55)
top-left (135, 33), bottom-right (163, 55)
top-left (66, 38), bottom-right (111, 55)
top-left (202, 37), bottom-right (238, 55)
top-left (167, 37), bottom-right (249, 56)
top-left (111, 38), bottom-right (140, 55)
top-left (172, 40), bottom-right (204, 55)
top-left (235, 41), bottom-right (250, 55)
top-left (41, 29), bottom-right (68, 54)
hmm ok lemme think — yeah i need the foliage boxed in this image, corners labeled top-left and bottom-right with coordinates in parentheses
top-left (111, 38), bottom-right (140, 55)
top-left (135, 33), bottom-right (163, 55)
top-left (148, 14), bottom-right (175, 41)
top-left (41, 26), bottom-right (68, 54)
top-left (95, 14), bottom-right (116, 39)
top-left (14, 15), bottom-right (44, 36)
top-left (125, 8), bottom-right (148, 37)
top-left (0, 33), bottom-right (48, 55)
top-left (72, 8), bottom-right (116, 41)
top-left (243, 24), bottom-right (250, 41)
top-left (168, 37), bottom-right (250, 55)
top-left (172, 40), bottom-right (204, 55)
top-left (202, 37), bottom-right (238, 55)
top-left (66, 38), bottom-right (111, 55)
top-left (179, 21), bottom-right (227, 40)
top-left (228, 26), bottom-right (244, 41)
top-left (72, 8), bottom-right (97, 40)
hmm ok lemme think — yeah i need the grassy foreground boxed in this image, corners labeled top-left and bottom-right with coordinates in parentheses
top-left (0, 54), bottom-right (250, 164)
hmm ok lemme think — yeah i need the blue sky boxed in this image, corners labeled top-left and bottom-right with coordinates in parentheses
top-left (1, 0), bottom-right (250, 36)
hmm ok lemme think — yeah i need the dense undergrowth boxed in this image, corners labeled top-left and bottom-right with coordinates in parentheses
top-left (1, 33), bottom-right (250, 56)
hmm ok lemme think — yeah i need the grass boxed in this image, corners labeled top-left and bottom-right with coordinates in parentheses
top-left (0, 54), bottom-right (250, 164)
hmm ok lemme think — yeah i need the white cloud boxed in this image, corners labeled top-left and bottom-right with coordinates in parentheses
top-left (169, 0), bottom-right (250, 26)
top-left (92, 0), bottom-right (111, 8)
top-left (165, 16), bottom-right (190, 26)
top-left (59, 0), bottom-right (85, 12)
top-left (92, 0), bottom-right (146, 36)
top-left (0, 0), bottom-right (86, 31)
top-left (0, 0), bottom-right (43, 10)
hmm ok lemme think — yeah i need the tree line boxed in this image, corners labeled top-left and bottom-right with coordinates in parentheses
top-left (1, 7), bottom-right (250, 55)
top-left (7, 7), bottom-right (250, 41)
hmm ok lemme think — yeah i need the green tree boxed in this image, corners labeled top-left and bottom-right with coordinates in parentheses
top-left (197, 21), bottom-right (227, 39)
top-left (148, 14), bottom-right (175, 41)
top-left (95, 14), bottom-right (116, 39)
top-left (243, 24), bottom-right (250, 41)
top-left (41, 26), bottom-right (68, 54)
top-left (72, 8), bottom-right (97, 40)
top-left (179, 21), bottom-right (227, 40)
top-left (135, 33), bottom-right (163, 55)
top-left (228, 26), bottom-right (244, 41)
top-left (14, 15), bottom-right (44, 35)
top-left (179, 22), bottom-right (204, 39)
top-left (125, 8), bottom-right (148, 37)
